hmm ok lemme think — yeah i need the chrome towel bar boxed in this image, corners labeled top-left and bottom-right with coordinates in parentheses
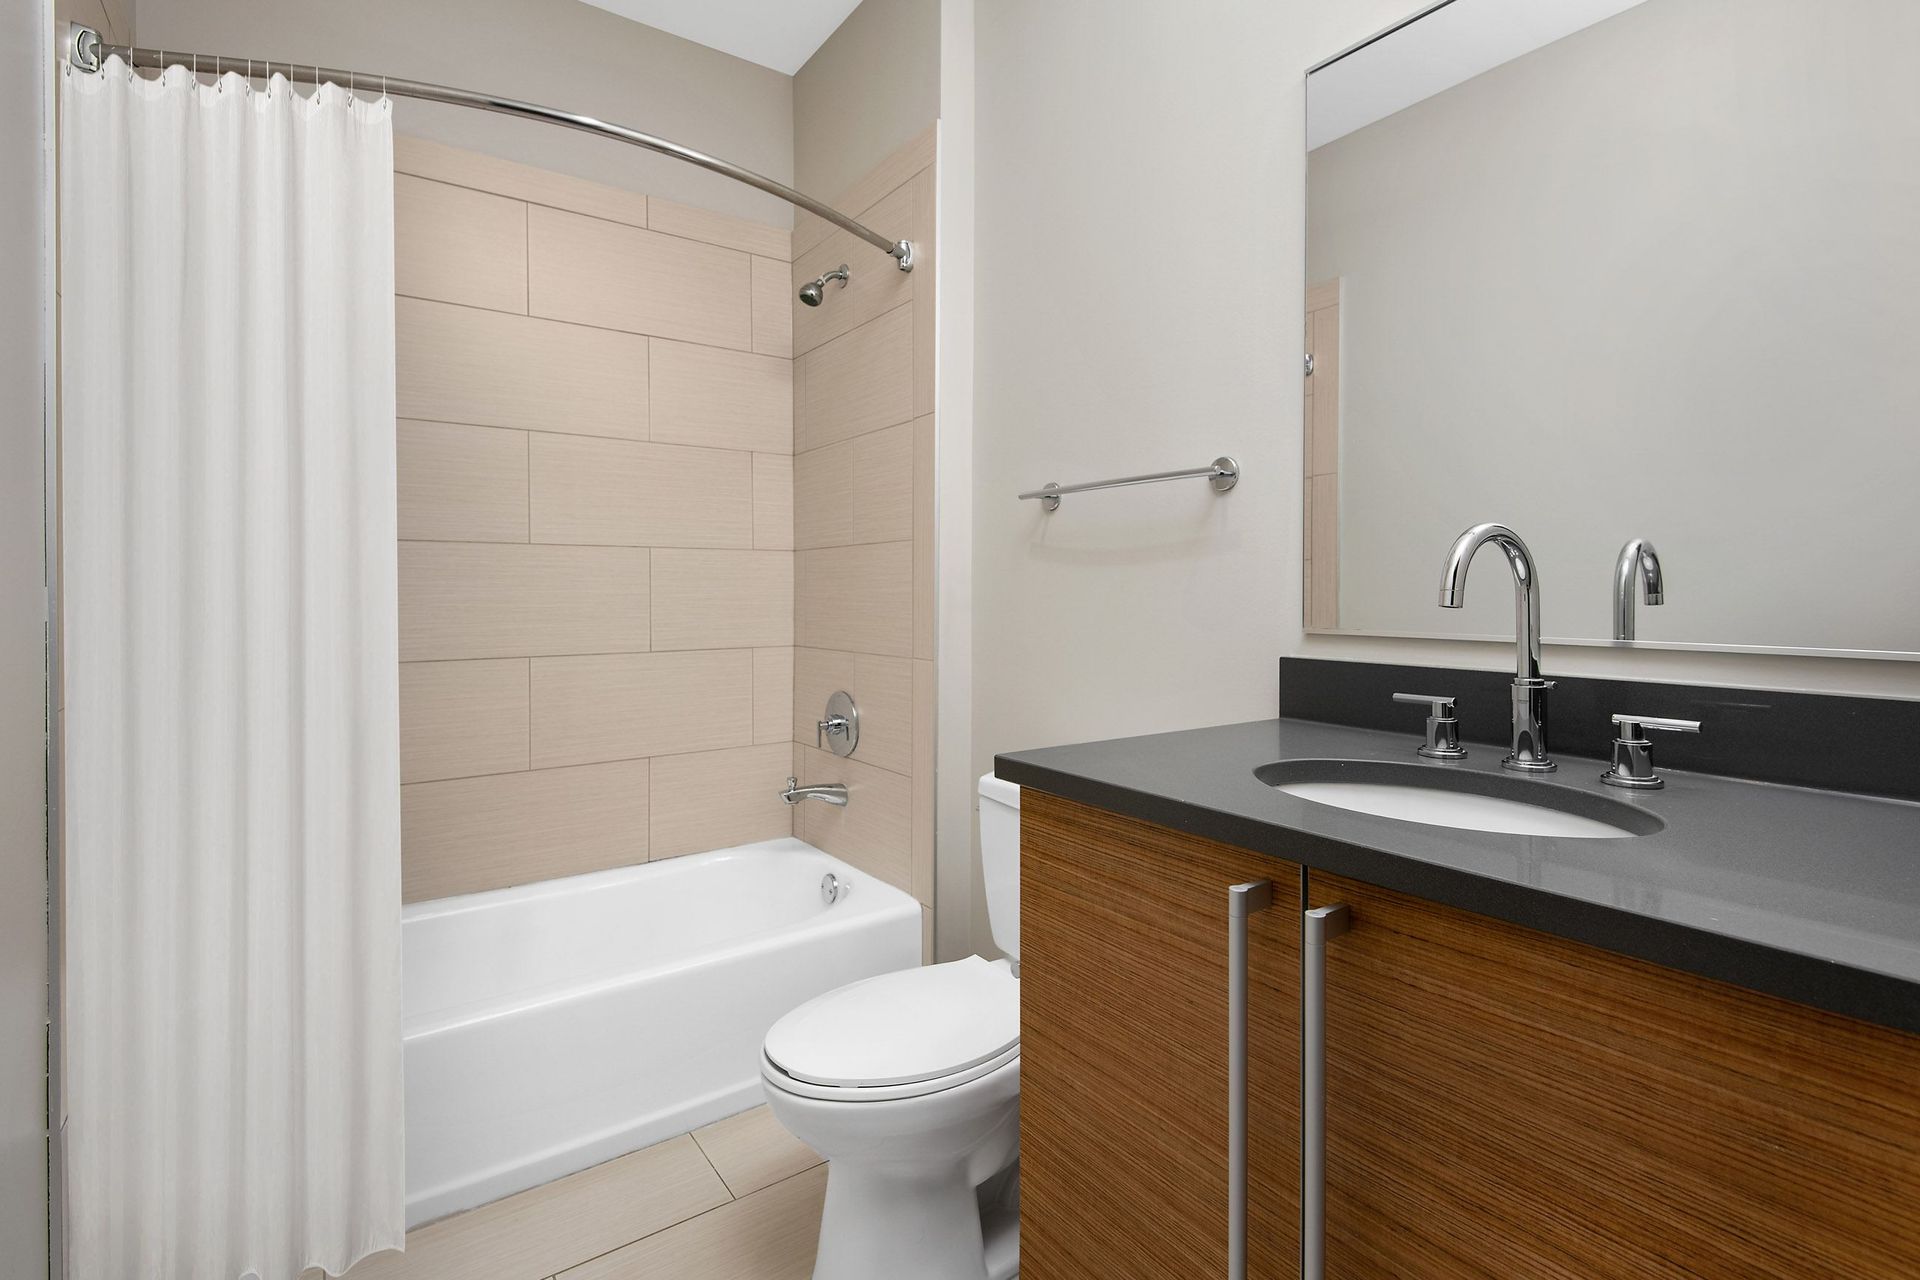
top-left (1019, 456), bottom-right (1240, 511)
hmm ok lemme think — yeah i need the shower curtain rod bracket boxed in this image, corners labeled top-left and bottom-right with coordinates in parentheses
top-left (64, 25), bottom-right (917, 273)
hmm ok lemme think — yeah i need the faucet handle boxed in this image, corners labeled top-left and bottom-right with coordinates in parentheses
top-left (1610, 714), bottom-right (1701, 738)
top-left (1602, 714), bottom-right (1701, 789)
top-left (1392, 693), bottom-right (1467, 760)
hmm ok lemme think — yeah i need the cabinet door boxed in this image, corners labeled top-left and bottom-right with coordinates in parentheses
top-left (1308, 870), bottom-right (1920, 1277)
top-left (1021, 792), bottom-right (1300, 1278)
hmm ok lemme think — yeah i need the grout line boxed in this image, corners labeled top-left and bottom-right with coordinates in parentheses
top-left (398, 292), bottom-right (770, 360)
top-left (687, 1129), bottom-right (739, 1201)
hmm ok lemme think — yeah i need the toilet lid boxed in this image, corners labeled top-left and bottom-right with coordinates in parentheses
top-left (764, 956), bottom-right (1019, 1089)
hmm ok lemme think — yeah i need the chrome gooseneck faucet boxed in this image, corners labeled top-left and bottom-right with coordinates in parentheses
top-left (1438, 522), bottom-right (1555, 772)
top-left (1612, 538), bottom-right (1664, 641)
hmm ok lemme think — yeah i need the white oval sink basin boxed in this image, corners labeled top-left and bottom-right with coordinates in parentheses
top-left (1256, 760), bottom-right (1661, 840)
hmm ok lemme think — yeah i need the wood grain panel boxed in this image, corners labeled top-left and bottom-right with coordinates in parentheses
top-left (648, 743), bottom-right (795, 859)
top-left (649, 549), bottom-right (794, 651)
top-left (398, 420), bottom-right (529, 544)
top-left (793, 303), bottom-right (913, 453)
top-left (399, 543), bottom-right (650, 661)
top-left (1022, 792), bottom-right (1300, 1280)
top-left (649, 339), bottom-right (792, 454)
top-left (401, 760), bottom-right (649, 902)
top-left (397, 298), bottom-right (648, 440)
top-left (793, 422), bottom-right (912, 550)
top-left (528, 434), bottom-right (752, 549)
top-left (529, 206), bottom-right (751, 349)
top-left (395, 174), bottom-right (528, 314)
top-left (1307, 870), bottom-right (1920, 1279)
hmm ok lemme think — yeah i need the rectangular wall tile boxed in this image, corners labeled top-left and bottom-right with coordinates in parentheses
top-left (911, 658), bottom-right (935, 907)
top-left (401, 760), bottom-right (649, 903)
top-left (911, 167), bottom-right (937, 417)
top-left (794, 304), bottom-right (914, 453)
top-left (648, 195), bottom-right (791, 260)
top-left (529, 434), bottom-right (751, 549)
top-left (792, 182), bottom-right (915, 356)
top-left (395, 174), bottom-right (528, 314)
top-left (797, 747), bottom-right (911, 891)
top-left (795, 542), bottom-right (913, 657)
top-left (690, 1105), bottom-right (822, 1200)
top-left (790, 648), bottom-right (853, 748)
top-left (398, 420), bottom-right (529, 544)
top-left (394, 134), bottom-right (650, 230)
top-left (754, 648), bottom-right (794, 746)
top-left (531, 650), bottom-right (753, 769)
top-left (794, 422), bottom-right (912, 549)
top-left (791, 125), bottom-right (935, 260)
top-left (651, 550), bottom-right (794, 651)
top-left (648, 743), bottom-right (796, 859)
top-left (649, 339), bottom-right (792, 454)
top-left (529, 205), bottom-right (751, 349)
top-left (400, 659), bottom-right (530, 784)
top-left (752, 255), bottom-right (794, 358)
top-left (560, 1165), bottom-right (826, 1280)
top-left (792, 650), bottom-right (911, 775)
top-left (913, 414), bottom-right (936, 660)
top-left (752, 454), bottom-right (794, 551)
top-left (397, 297), bottom-right (647, 440)
top-left (400, 543), bottom-right (650, 661)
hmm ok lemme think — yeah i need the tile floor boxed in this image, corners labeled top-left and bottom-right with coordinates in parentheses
top-left (323, 1105), bottom-right (825, 1280)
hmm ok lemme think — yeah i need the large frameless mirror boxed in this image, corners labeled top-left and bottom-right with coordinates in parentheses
top-left (1302, 0), bottom-right (1920, 659)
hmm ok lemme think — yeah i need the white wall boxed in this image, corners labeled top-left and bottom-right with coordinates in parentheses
top-left (968, 0), bottom-right (1430, 951)
top-left (1310, 0), bottom-right (1920, 654)
top-left (134, 0), bottom-right (796, 225)
top-left (2, 1), bottom-right (51, 1272)
top-left (794, 0), bottom-right (941, 201)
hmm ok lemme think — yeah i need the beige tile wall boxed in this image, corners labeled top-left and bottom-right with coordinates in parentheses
top-left (394, 137), bottom-right (797, 903)
top-left (787, 128), bottom-right (938, 914)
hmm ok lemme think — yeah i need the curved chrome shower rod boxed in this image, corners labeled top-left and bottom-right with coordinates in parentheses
top-left (64, 24), bottom-right (917, 273)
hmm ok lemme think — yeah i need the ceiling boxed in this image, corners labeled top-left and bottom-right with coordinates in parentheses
top-left (1308, 0), bottom-right (1651, 149)
top-left (576, 0), bottom-right (864, 75)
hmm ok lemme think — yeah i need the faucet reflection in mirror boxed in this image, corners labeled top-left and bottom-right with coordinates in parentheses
top-left (1438, 523), bottom-right (1555, 773)
top-left (1613, 539), bottom-right (1666, 641)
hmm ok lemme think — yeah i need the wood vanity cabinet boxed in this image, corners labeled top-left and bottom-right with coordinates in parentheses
top-left (1020, 792), bottom-right (1302, 1279)
top-left (1021, 792), bottom-right (1920, 1279)
top-left (1308, 870), bottom-right (1920, 1278)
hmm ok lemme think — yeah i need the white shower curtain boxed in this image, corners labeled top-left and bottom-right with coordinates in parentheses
top-left (60, 60), bottom-right (403, 1280)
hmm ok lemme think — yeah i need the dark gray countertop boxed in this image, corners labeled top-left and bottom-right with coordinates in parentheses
top-left (995, 718), bottom-right (1920, 1034)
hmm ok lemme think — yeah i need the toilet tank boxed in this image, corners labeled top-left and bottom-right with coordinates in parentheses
top-left (977, 774), bottom-right (1021, 962)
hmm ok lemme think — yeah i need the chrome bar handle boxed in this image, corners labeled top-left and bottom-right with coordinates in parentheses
top-left (1228, 880), bottom-right (1276, 1280)
top-left (1303, 903), bottom-right (1351, 1280)
top-left (1019, 456), bottom-right (1240, 511)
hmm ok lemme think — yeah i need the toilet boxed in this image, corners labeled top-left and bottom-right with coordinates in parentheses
top-left (762, 774), bottom-right (1022, 1280)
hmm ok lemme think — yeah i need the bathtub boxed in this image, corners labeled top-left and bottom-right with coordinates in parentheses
top-left (401, 837), bottom-right (923, 1227)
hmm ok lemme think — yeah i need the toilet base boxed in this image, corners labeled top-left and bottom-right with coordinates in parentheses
top-left (812, 1162), bottom-right (988, 1280)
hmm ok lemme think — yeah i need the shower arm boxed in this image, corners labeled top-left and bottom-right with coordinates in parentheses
top-left (65, 24), bottom-right (917, 274)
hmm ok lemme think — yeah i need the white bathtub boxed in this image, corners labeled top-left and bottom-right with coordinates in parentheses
top-left (401, 838), bottom-right (922, 1227)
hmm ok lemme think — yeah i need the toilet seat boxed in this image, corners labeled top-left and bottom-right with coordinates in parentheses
top-left (763, 956), bottom-right (1019, 1103)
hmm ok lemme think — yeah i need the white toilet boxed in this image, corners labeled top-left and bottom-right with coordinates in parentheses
top-left (762, 773), bottom-right (1022, 1280)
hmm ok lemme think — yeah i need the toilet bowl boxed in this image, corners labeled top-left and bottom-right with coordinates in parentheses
top-left (762, 774), bottom-right (1022, 1280)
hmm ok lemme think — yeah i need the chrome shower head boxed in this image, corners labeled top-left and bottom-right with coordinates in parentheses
top-left (799, 264), bottom-right (850, 307)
